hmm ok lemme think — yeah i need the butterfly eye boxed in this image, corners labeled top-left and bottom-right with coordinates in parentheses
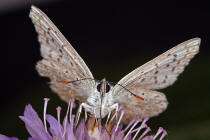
top-left (96, 83), bottom-right (110, 93)
top-left (105, 84), bottom-right (110, 93)
top-left (97, 83), bottom-right (102, 92)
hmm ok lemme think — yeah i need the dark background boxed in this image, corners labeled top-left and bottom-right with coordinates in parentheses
top-left (0, 0), bottom-right (210, 139)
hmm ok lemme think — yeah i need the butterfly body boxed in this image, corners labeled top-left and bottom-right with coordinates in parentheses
top-left (84, 78), bottom-right (117, 118)
top-left (30, 5), bottom-right (200, 122)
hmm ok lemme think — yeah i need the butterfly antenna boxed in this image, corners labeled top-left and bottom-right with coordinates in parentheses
top-left (57, 77), bottom-right (97, 85)
top-left (109, 81), bottom-right (144, 101)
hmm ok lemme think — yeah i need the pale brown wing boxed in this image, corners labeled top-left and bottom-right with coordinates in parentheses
top-left (114, 88), bottom-right (168, 123)
top-left (112, 38), bottom-right (200, 122)
top-left (36, 60), bottom-right (93, 102)
top-left (30, 5), bottom-right (95, 102)
top-left (113, 38), bottom-right (200, 94)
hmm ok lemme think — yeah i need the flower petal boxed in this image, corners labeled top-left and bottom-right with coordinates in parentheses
top-left (65, 123), bottom-right (76, 140)
top-left (23, 105), bottom-right (43, 127)
top-left (0, 134), bottom-right (19, 140)
top-left (100, 129), bottom-right (110, 140)
top-left (46, 114), bottom-right (62, 138)
top-left (75, 119), bottom-right (89, 140)
top-left (19, 104), bottom-right (51, 140)
top-left (142, 136), bottom-right (154, 140)
top-left (28, 137), bottom-right (37, 140)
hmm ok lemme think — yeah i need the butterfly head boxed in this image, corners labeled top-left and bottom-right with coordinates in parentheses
top-left (84, 78), bottom-right (116, 118)
top-left (96, 78), bottom-right (114, 106)
top-left (96, 78), bottom-right (111, 94)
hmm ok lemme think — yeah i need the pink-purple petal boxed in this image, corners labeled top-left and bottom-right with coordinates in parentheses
top-left (142, 136), bottom-right (154, 140)
top-left (0, 134), bottom-right (19, 140)
top-left (65, 123), bottom-right (76, 140)
top-left (100, 129), bottom-right (110, 140)
top-left (46, 114), bottom-right (63, 138)
top-left (75, 119), bottom-right (90, 140)
top-left (19, 104), bottom-right (51, 140)
top-left (23, 105), bottom-right (44, 128)
top-left (19, 116), bottom-right (51, 140)
top-left (28, 138), bottom-right (37, 140)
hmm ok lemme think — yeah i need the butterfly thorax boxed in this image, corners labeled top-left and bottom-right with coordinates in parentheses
top-left (86, 78), bottom-right (116, 118)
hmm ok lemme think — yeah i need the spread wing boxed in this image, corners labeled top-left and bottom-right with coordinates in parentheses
top-left (112, 38), bottom-right (200, 121)
top-left (113, 38), bottom-right (200, 92)
top-left (30, 5), bottom-right (94, 102)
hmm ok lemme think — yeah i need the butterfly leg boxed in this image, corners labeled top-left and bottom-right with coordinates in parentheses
top-left (113, 103), bottom-right (119, 121)
top-left (106, 111), bottom-right (111, 125)
top-left (85, 109), bottom-right (88, 122)
top-left (94, 109), bottom-right (98, 124)
top-left (109, 103), bottom-right (119, 121)
top-left (76, 103), bottom-right (93, 125)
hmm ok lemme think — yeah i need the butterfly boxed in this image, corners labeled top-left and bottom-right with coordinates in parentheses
top-left (29, 5), bottom-right (200, 123)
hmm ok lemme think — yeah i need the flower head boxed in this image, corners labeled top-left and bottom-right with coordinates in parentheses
top-left (1, 98), bottom-right (167, 140)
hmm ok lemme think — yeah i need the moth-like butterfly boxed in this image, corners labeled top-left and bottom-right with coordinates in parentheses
top-left (29, 5), bottom-right (200, 123)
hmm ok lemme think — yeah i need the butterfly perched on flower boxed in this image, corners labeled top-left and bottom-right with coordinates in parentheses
top-left (29, 5), bottom-right (200, 123)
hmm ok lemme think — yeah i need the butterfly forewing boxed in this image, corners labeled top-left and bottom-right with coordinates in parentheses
top-left (113, 38), bottom-right (200, 93)
top-left (30, 6), bottom-right (95, 102)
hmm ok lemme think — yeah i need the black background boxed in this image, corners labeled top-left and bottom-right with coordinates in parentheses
top-left (0, 1), bottom-right (210, 139)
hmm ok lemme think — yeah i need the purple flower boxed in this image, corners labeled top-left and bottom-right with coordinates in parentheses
top-left (0, 98), bottom-right (167, 140)
top-left (0, 135), bottom-right (18, 140)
